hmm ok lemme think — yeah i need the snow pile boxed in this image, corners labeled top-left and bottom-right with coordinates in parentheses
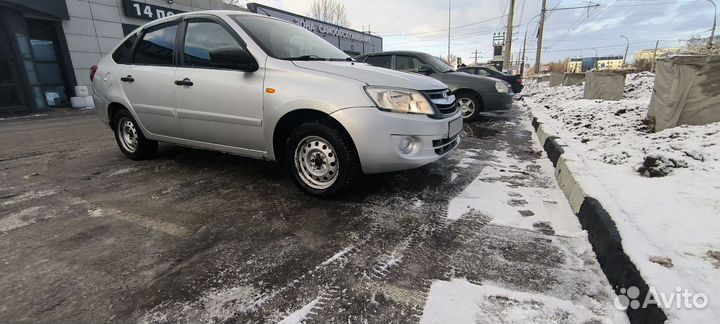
top-left (524, 72), bottom-right (720, 177)
top-left (524, 74), bottom-right (720, 324)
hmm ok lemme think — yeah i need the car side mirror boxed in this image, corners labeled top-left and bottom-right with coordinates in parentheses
top-left (209, 47), bottom-right (259, 72)
top-left (417, 64), bottom-right (433, 75)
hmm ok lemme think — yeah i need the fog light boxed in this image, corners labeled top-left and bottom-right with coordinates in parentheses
top-left (398, 136), bottom-right (415, 154)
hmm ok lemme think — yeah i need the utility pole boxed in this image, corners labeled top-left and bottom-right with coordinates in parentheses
top-left (447, 0), bottom-right (451, 62)
top-left (503, 0), bottom-right (515, 73)
top-left (520, 32), bottom-right (527, 76)
top-left (708, 0), bottom-right (717, 48)
top-left (621, 35), bottom-right (629, 67)
top-left (534, 0), bottom-right (547, 74)
top-left (534, 1), bottom-right (599, 73)
top-left (651, 40), bottom-right (659, 72)
top-left (472, 50), bottom-right (479, 65)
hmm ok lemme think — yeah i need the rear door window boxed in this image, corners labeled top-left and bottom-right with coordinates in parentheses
top-left (363, 55), bottom-right (391, 68)
top-left (133, 22), bottom-right (178, 65)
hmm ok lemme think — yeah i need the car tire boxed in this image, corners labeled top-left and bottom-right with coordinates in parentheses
top-left (457, 92), bottom-right (482, 121)
top-left (285, 120), bottom-right (360, 198)
top-left (112, 109), bottom-right (158, 160)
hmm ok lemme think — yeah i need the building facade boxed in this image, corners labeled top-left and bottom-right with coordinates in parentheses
top-left (0, 0), bottom-right (224, 115)
top-left (245, 3), bottom-right (382, 57)
top-left (0, 0), bottom-right (382, 115)
top-left (566, 56), bottom-right (624, 73)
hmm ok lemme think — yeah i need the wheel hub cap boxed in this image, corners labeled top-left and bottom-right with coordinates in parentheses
top-left (458, 97), bottom-right (476, 118)
top-left (118, 117), bottom-right (139, 153)
top-left (294, 136), bottom-right (339, 190)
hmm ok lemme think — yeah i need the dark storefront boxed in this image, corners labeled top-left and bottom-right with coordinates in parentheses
top-left (0, 0), bottom-right (74, 115)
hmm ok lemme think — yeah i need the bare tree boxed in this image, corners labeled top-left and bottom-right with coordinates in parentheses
top-left (633, 58), bottom-right (653, 72)
top-left (309, 0), bottom-right (350, 27)
top-left (685, 35), bottom-right (720, 54)
top-left (222, 0), bottom-right (244, 7)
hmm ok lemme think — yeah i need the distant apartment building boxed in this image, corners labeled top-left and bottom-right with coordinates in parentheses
top-left (566, 56), bottom-right (624, 73)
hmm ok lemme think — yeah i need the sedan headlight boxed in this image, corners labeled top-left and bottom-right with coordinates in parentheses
top-left (364, 86), bottom-right (434, 115)
top-left (495, 81), bottom-right (510, 93)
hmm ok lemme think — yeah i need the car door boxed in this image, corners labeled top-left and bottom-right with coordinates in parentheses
top-left (117, 20), bottom-right (181, 137)
top-left (173, 17), bottom-right (264, 151)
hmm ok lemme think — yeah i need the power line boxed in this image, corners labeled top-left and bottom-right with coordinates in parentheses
top-left (378, 14), bottom-right (508, 37)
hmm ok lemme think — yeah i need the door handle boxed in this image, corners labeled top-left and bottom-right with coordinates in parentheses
top-left (120, 75), bottom-right (134, 82)
top-left (174, 78), bottom-right (193, 86)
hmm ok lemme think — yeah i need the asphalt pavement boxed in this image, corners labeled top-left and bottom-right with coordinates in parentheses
top-left (0, 108), bottom-right (623, 323)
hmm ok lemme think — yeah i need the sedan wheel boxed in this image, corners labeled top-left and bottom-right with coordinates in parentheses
top-left (294, 135), bottom-right (340, 190)
top-left (118, 117), bottom-right (139, 153)
top-left (458, 97), bottom-right (476, 118)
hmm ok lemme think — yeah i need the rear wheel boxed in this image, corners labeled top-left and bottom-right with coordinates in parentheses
top-left (113, 109), bottom-right (157, 160)
top-left (457, 92), bottom-right (482, 121)
top-left (285, 121), bottom-right (360, 198)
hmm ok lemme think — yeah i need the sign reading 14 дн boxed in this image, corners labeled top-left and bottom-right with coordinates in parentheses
top-left (122, 0), bottom-right (184, 20)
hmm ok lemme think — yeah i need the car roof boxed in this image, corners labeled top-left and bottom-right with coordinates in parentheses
top-left (138, 10), bottom-right (284, 30)
top-left (357, 50), bottom-right (431, 57)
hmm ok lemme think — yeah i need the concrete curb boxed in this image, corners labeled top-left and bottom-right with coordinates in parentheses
top-left (528, 112), bottom-right (667, 324)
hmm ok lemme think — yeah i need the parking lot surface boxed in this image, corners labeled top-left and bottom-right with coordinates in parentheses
top-left (0, 108), bottom-right (623, 323)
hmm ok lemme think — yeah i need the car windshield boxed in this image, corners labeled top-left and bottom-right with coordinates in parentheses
top-left (232, 15), bottom-right (350, 61)
top-left (422, 54), bottom-right (454, 73)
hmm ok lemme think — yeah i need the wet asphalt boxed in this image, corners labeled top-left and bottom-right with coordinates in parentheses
top-left (0, 107), bottom-right (621, 323)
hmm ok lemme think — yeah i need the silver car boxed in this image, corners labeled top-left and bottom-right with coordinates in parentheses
top-left (92, 10), bottom-right (462, 197)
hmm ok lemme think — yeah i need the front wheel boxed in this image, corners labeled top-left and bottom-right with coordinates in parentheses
top-left (285, 121), bottom-right (360, 198)
top-left (457, 93), bottom-right (482, 121)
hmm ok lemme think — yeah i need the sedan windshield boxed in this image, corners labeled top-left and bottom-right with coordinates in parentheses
top-left (232, 15), bottom-right (350, 61)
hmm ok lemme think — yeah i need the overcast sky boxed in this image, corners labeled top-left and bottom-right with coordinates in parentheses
top-left (248, 0), bottom-right (716, 65)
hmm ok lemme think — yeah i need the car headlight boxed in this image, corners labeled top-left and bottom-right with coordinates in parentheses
top-left (495, 81), bottom-right (510, 93)
top-left (364, 86), bottom-right (434, 115)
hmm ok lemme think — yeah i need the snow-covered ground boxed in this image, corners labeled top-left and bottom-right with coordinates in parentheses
top-left (523, 73), bottom-right (720, 323)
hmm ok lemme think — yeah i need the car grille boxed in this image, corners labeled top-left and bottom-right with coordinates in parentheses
top-left (433, 133), bottom-right (459, 155)
top-left (422, 89), bottom-right (457, 116)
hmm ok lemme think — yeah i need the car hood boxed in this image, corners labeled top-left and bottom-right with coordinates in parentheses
top-left (440, 71), bottom-right (498, 84)
top-left (292, 61), bottom-right (448, 90)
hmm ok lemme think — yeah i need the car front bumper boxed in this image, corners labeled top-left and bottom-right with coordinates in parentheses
top-left (483, 92), bottom-right (515, 111)
top-left (331, 107), bottom-right (462, 174)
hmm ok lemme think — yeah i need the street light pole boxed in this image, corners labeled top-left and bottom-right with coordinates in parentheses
top-left (621, 35), bottom-right (629, 67)
top-left (708, 0), bottom-right (717, 48)
top-left (447, 0), bottom-right (451, 62)
top-left (521, 14), bottom-right (541, 77)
